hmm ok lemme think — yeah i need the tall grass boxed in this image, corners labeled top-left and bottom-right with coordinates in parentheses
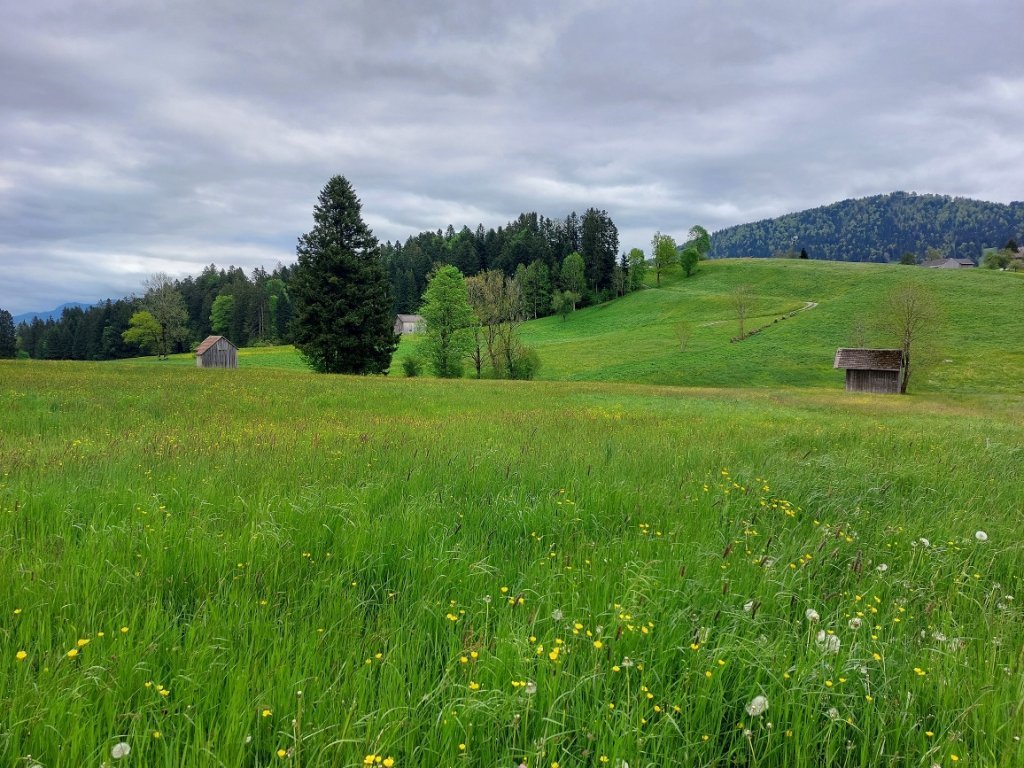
top-left (1, 362), bottom-right (1021, 766)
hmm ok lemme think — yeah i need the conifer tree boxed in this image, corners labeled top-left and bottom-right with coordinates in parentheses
top-left (0, 309), bottom-right (16, 358)
top-left (291, 176), bottom-right (398, 374)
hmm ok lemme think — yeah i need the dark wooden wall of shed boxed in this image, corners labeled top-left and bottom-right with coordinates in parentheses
top-left (197, 341), bottom-right (237, 369)
top-left (845, 369), bottom-right (899, 394)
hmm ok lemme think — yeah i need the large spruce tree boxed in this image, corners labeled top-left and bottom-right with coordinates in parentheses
top-left (292, 176), bottom-right (398, 374)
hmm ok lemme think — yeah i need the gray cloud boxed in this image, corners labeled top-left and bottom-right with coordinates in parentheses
top-left (1, 0), bottom-right (1022, 313)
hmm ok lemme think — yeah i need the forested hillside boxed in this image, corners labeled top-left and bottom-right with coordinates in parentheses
top-left (711, 192), bottom-right (1024, 263)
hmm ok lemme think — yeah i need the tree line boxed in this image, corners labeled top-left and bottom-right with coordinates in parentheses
top-left (5, 173), bottom-right (708, 366)
top-left (383, 208), bottom-right (623, 316)
top-left (711, 191), bottom-right (1024, 264)
top-left (11, 263), bottom-right (296, 361)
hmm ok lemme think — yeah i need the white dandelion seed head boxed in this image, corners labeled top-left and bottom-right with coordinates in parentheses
top-left (827, 707), bottom-right (840, 720)
top-left (876, 563), bottom-right (889, 572)
top-left (743, 728), bottom-right (753, 738)
top-left (815, 630), bottom-right (841, 654)
top-left (524, 681), bottom-right (537, 695)
top-left (111, 742), bottom-right (131, 760)
top-left (975, 530), bottom-right (988, 542)
top-left (482, 595), bottom-right (492, 604)
top-left (919, 537), bottom-right (930, 548)
top-left (745, 694), bottom-right (769, 717)
top-left (743, 600), bottom-right (755, 613)
top-left (805, 608), bottom-right (820, 623)
top-left (551, 608), bottom-right (563, 621)
top-left (848, 617), bottom-right (863, 630)
top-left (244, 735), bottom-right (252, 744)
top-left (931, 631), bottom-right (947, 642)
top-left (621, 656), bottom-right (634, 668)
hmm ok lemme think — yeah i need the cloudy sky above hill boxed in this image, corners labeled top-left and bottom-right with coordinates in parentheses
top-left (2, 0), bottom-right (1022, 313)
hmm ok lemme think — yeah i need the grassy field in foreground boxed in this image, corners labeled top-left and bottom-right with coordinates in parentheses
top-left (1, 361), bottom-right (1022, 767)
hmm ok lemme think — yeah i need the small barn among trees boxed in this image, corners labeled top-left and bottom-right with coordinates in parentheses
top-left (833, 348), bottom-right (904, 394)
top-left (394, 314), bottom-right (423, 335)
top-left (196, 335), bottom-right (237, 368)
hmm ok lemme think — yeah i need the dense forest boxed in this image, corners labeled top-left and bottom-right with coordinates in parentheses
top-left (13, 209), bottom-right (623, 360)
top-left (710, 192), bottom-right (1024, 263)
top-left (15, 264), bottom-right (296, 361)
top-left (383, 208), bottom-right (619, 314)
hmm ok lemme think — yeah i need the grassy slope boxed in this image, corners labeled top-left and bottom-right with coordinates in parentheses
top-left (520, 259), bottom-right (1024, 391)
top-left (0, 362), bottom-right (1022, 766)
top-left (140, 259), bottom-right (1023, 394)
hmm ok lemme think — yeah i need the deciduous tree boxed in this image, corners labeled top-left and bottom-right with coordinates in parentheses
top-left (291, 175), bottom-right (398, 374)
top-left (686, 225), bottom-right (711, 258)
top-left (876, 280), bottom-right (940, 393)
top-left (651, 232), bottom-right (677, 287)
top-left (560, 252), bottom-right (586, 308)
top-left (732, 284), bottom-right (754, 340)
top-left (420, 265), bottom-right (475, 378)
top-left (121, 310), bottom-right (162, 356)
top-left (210, 294), bottom-right (235, 335)
top-left (679, 246), bottom-right (700, 277)
top-left (627, 248), bottom-right (647, 290)
top-left (141, 273), bottom-right (189, 359)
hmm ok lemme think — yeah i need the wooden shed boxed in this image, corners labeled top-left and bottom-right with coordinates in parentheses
top-left (833, 348), bottom-right (903, 394)
top-left (195, 335), bottom-right (238, 369)
top-left (393, 314), bottom-right (423, 335)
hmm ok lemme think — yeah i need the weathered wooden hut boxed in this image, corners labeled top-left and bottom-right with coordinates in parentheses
top-left (393, 314), bottom-right (423, 335)
top-left (195, 335), bottom-right (238, 369)
top-left (833, 348), bottom-right (903, 394)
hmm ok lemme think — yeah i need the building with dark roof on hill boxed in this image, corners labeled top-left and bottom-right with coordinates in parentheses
top-left (833, 348), bottom-right (904, 394)
top-left (195, 335), bottom-right (237, 368)
top-left (921, 257), bottom-right (976, 268)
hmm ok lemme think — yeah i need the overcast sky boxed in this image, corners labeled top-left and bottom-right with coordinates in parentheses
top-left (2, 0), bottom-right (1022, 313)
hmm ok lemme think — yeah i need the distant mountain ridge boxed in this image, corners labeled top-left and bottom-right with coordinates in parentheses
top-left (710, 192), bottom-right (1024, 263)
top-left (13, 302), bottom-right (93, 325)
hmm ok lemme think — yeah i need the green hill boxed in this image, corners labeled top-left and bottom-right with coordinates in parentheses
top-left (710, 191), bottom-right (1024, 263)
top-left (138, 259), bottom-right (1023, 394)
top-left (518, 259), bottom-right (1024, 393)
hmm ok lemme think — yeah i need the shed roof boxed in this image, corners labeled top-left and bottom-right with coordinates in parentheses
top-left (395, 314), bottom-right (423, 322)
top-left (195, 335), bottom-right (236, 355)
top-left (834, 348), bottom-right (904, 371)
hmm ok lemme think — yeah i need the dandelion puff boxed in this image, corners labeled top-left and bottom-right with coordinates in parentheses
top-left (816, 630), bottom-right (841, 654)
top-left (919, 538), bottom-right (930, 548)
top-left (745, 695), bottom-right (769, 717)
top-left (876, 563), bottom-right (889, 573)
top-left (848, 618), bottom-right (862, 630)
top-left (975, 531), bottom-right (988, 542)
top-left (551, 608), bottom-right (564, 621)
top-left (111, 742), bottom-right (131, 760)
top-left (743, 600), bottom-right (755, 613)
top-left (805, 609), bottom-right (820, 623)
top-left (524, 681), bottom-right (537, 695)
top-left (827, 707), bottom-right (840, 720)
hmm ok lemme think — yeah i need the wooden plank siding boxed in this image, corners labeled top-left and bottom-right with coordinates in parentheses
top-left (195, 336), bottom-right (238, 369)
top-left (846, 368), bottom-right (899, 394)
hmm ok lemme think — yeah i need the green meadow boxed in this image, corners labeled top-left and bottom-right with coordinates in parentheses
top-left (2, 260), bottom-right (1023, 767)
